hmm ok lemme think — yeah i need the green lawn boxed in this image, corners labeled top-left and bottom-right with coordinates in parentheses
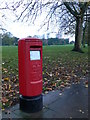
top-left (2, 45), bottom-right (88, 79)
top-left (2, 45), bottom-right (88, 109)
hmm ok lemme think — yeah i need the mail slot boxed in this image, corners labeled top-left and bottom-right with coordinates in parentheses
top-left (18, 38), bottom-right (43, 113)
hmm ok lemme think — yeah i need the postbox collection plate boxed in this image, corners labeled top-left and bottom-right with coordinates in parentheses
top-left (30, 50), bottom-right (40, 60)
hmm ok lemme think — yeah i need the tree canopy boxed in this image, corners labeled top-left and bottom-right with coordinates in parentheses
top-left (0, 0), bottom-right (90, 52)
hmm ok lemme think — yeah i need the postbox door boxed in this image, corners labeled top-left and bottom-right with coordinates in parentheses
top-left (25, 42), bottom-right (42, 96)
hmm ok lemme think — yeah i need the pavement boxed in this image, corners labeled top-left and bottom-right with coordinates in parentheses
top-left (2, 78), bottom-right (88, 120)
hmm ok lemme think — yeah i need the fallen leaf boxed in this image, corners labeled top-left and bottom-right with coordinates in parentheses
top-left (59, 93), bottom-right (62, 96)
top-left (56, 72), bottom-right (59, 76)
top-left (2, 79), bottom-right (4, 82)
top-left (46, 87), bottom-right (52, 91)
top-left (4, 78), bottom-right (9, 81)
top-left (16, 91), bottom-right (19, 94)
top-left (60, 85), bottom-right (65, 88)
top-left (79, 109), bottom-right (82, 112)
top-left (44, 82), bottom-right (48, 86)
top-left (9, 101), bottom-right (13, 106)
top-left (45, 91), bottom-right (48, 94)
top-left (52, 83), bottom-right (56, 87)
top-left (14, 84), bottom-right (18, 87)
top-left (79, 109), bottom-right (85, 114)
top-left (85, 84), bottom-right (88, 88)
top-left (1, 108), bottom-right (5, 111)
top-left (2, 97), bottom-right (8, 103)
top-left (43, 106), bottom-right (45, 109)
top-left (70, 117), bottom-right (72, 119)
top-left (49, 73), bottom-right (52, 77)
top-left (82, 111), bottom-right (84, 114)
top-left (44, 78), bottom-right (47, 81)
top-left (85, 80), bottom-right (88, 84)
top-left (9, 85), bottom-right (11, 90)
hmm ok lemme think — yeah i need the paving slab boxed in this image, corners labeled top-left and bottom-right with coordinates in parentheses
top-left (2, 78), bottom-right (88, 119)
top-left (47, 82), bottom-right (88, 118)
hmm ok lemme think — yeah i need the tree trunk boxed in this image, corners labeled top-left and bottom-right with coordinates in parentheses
top-left (72, 17), bottom-right (84, 53)
top-left (82, 26), bottom-right (86, 48)
top-left (88, 19), bottom-right (90, 46)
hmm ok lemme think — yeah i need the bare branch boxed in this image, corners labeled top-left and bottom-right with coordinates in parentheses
top-left (17, 1), bottom-right (33, 20)
top-left (0, 0), bottom-right (89, 40)
top-left (71, 3), bottom-right (79, 15)
top-left (84, 14), bottom-right (90, 16)
top-left (63, 2), bottom-right (78, 18)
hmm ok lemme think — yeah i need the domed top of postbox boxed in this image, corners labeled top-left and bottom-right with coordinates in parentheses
top-left (18, 37), bottom-right (42, 42)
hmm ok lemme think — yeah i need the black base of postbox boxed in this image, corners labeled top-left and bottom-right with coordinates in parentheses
top-left (19, 94), bottom-right (43, 113)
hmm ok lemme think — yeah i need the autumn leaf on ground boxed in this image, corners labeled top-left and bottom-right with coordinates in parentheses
top-left (45, 91), bottom-right (48, 94)
top-left (2, 45), bottom-right (88, 110)
top-left (2, 97), bottom-right (8, 103)
top-left (46, 87), bottom-right (52, 91)
top-left (4, 77), bottom-right (9, 81)
top-left (79, 109), bottom-right (84, 114)
top-left (85, 80), bottom-right (88, 88)
top-left (59, 93), bottom-right (62, 96)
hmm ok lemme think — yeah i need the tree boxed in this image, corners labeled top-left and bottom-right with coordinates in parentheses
top-left (13, 37), bottom-right (19, 45)
top-left (1, 0), bottom-right (90, 52)
top-left (2, 32), bottom-right (19, 46)
top-left (2, 33), bottom-right (13, 45)
top-left (87, 16), bottom-right (90, 46)
top-left (87, 8), bottom-right (90, 46)
top-left (63, 2), bottom-right (89, 52)
top-left (82, 6), bottom-right (90, 47)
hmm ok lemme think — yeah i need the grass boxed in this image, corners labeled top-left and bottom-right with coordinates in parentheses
top-left (43, 45), bottom-right (88, 69)
top-left (1, 45), bottom-right (88, 109)
top-left (2, 46), bottom-right (18, 76)
top-left (2, 45), bottom-right (88, 77)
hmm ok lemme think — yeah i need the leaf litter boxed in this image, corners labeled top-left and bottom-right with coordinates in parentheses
top-left (1, 46), bottom-right (89, 110)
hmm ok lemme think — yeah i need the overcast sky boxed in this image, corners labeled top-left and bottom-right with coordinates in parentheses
top-left (0, 0), bottom-right (75, 42)
top-left (0, 8), bottom-right (58, 39)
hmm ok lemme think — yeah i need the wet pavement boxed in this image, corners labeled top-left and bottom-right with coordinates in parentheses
top-left (2, 78), bottom-right (88, 119)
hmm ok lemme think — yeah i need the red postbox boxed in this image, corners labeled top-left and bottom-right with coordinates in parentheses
top-left (18, 38), bottom-right (43, 113)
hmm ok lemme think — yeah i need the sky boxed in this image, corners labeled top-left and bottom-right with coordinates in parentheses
top-left (0, 0), bottom-right (75, 42)
top-left (0, 8), bottom-right (58, 39)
